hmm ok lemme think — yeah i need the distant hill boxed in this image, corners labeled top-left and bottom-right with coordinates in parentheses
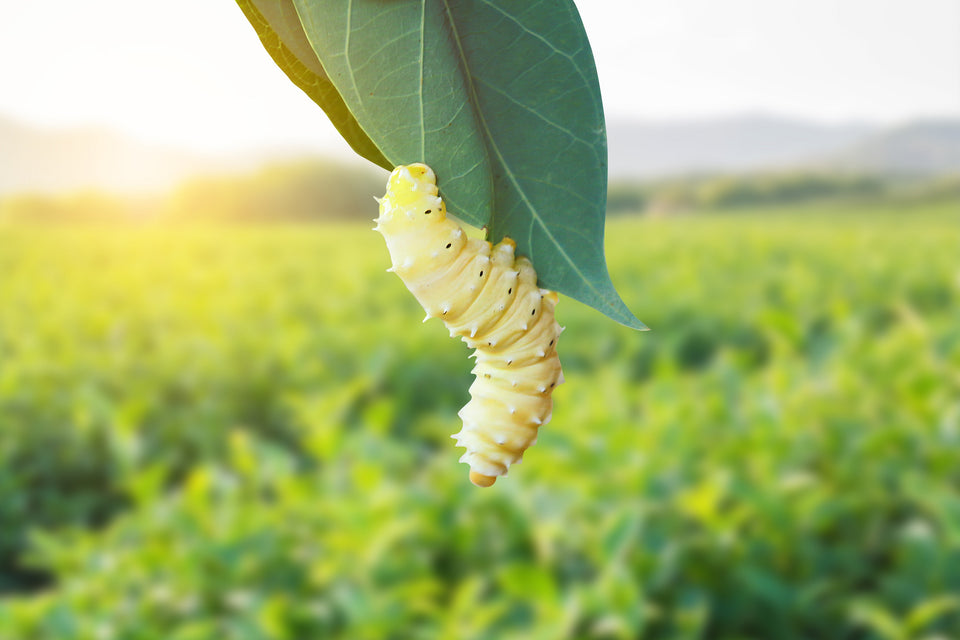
top-left (3, 113), bottom-right (959, 196)
top-left (0, 116), bottom-right (258, 195)
top-left (607, 115), bottom-right (960, 178)
top-left (822, 120), bottom-right (960, 175)
top-left (606, 115), bottom-right (876, 178)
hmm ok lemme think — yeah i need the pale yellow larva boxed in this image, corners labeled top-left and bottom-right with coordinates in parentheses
top-left (375, 164), bottom-right (564, 487)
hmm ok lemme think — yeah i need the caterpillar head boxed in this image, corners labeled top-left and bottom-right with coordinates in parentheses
top-left (377, 163), bottom-right (447, 233)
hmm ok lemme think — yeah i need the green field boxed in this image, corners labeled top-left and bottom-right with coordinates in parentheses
top-left (0, 201), bottom-right (958, 639)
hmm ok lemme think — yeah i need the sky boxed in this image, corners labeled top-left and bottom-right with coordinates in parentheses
top-left (1, 0), bottom-right (958, 155)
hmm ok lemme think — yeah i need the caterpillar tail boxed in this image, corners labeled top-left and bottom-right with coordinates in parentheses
top-left (375, 164), bottom-right (564, 487)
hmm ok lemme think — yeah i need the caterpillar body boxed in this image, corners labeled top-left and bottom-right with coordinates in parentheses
top-left (375, 164), bottom-right (564, 487)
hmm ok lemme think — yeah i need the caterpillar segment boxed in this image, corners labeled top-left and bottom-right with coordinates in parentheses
top-left (375, 164), bottom-right (564, 487)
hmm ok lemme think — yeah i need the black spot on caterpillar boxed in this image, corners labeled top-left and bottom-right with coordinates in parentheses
top-left (374, 164), bottom-right (564, 487)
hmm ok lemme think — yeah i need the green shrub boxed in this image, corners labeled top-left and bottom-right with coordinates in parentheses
top-left (0, 203), bottom-right (958, 637)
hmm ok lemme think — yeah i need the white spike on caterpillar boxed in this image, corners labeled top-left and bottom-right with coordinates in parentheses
top-left (375, 163), bottom-right (564, 487)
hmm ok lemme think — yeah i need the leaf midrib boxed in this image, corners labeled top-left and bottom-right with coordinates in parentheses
top-left (417, 0), bottom-right (426, 160)
top-left (437, 0), bottom-right (612, 308)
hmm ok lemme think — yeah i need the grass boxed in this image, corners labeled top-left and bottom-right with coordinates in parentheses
top-left (0, 201), bottom-right (957, 639)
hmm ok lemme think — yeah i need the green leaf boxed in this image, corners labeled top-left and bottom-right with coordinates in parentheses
top-left (235, 0), bottom-right (391, 170)
top-left (290, 0), bottom-right (646, 330)
top-left (905, 595), bottom-right (960, 634)
top-left (849, 600), bottom-right (905, 640)
top-left (290, 0), bottom-right (495, 229)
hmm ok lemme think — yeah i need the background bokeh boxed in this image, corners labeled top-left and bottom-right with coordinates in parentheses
top-left (1, 2), bottom-right (959, 639)
top-left (1, 194), bottom-right (957, 639)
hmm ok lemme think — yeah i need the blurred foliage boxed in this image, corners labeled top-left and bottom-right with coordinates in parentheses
top-left (0, 191), bottom-right (162, 225)
top-left (3, 163), bottom-right (957, 226)
top-left (606, 172), bottom-right (958, 215)
top-left (0, 159), bottom-right (386, 225)
top-left (166, 159), bottom-right (386, 223)
top-left (0, 201), bottom-right (958, 638)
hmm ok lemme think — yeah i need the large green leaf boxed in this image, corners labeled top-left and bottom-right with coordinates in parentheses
top-left (242, 0), bottom-right (645, 329)
top-left (236, 0), bottom-right (391, 169)
top-left (291, 0), bottom-right (496, 230)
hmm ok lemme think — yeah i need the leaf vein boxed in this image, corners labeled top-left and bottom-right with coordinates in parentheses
top-left (473, 77), bottom-right (595, 149)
